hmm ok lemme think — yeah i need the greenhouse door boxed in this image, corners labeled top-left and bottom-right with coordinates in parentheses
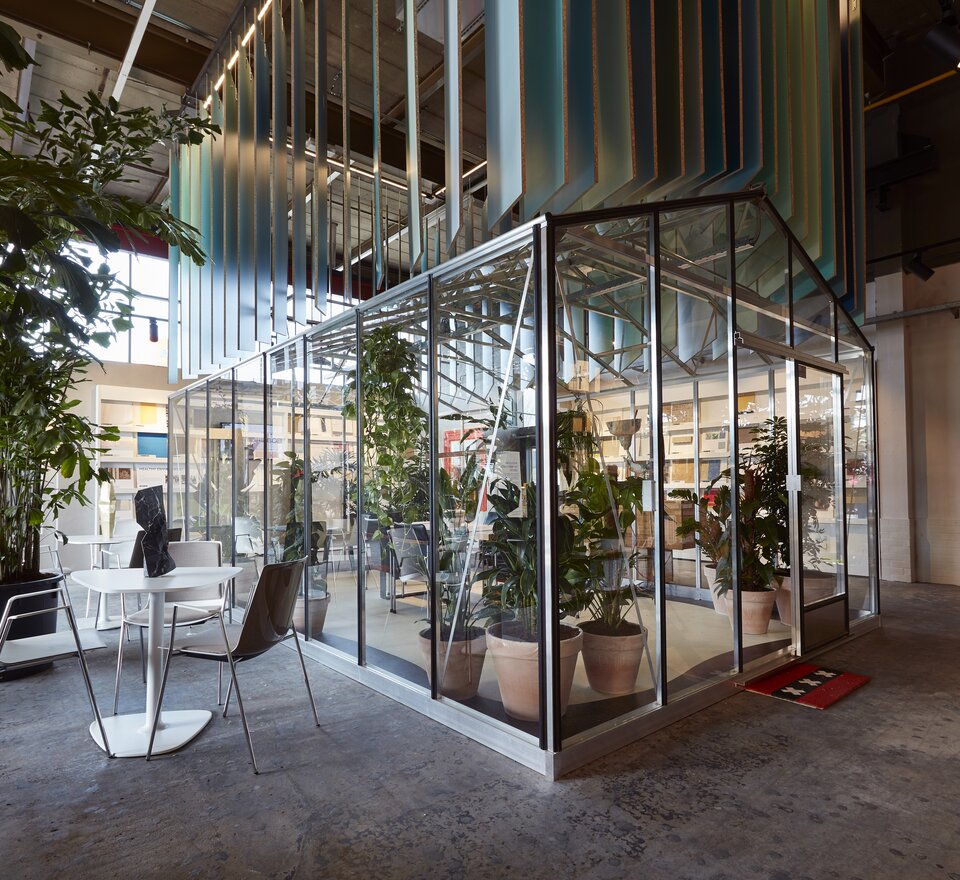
top-left (792, 362), bottom-right (848, 652)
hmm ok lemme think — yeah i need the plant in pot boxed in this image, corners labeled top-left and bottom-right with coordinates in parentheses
top-left (477, 479), bottom-right (583, 722)
top-left (743, 417), bottom-right (830, 624)
top-left (272, 451), bottom-right (331, 639)
top-left (560, 460), bottom-right (649, 695)
top-left (0, 39), bottom-right (215, 675)
top-left (670, 483), bottom-right (732, 615)
top-left (342, 327), bottom-right (428, 587)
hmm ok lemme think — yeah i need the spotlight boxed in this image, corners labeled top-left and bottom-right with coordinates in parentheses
top-left (926, 21), bottom-right (960, 67)
top-left (905, 252), bottom-right (935, 282)
top-left (148, 318), bottom-right (159, 342)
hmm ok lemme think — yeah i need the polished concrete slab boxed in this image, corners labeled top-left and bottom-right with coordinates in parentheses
top-left (1, 581), bottom-right (958, 879)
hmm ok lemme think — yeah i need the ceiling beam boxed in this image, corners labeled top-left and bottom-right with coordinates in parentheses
top-left (1, 0), bottom-right (210, 86)
top-left (4, 0), bottom-right (449, 183)
top-left (110, 0), bottom-right (158, 101)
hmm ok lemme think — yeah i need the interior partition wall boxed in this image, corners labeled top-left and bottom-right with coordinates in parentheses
top-left (168, 193), bottom-right (878, 776)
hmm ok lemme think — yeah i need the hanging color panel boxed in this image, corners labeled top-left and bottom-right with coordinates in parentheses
top-left (254, 27), bottom-right (273, 343)
top-left (273, 0), bottom-right (289, 333)
top-left (237, 49), bottom-right (257, 354)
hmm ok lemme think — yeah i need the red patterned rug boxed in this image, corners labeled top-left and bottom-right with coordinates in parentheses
top-left (744, 663), bottom-right (870, 709)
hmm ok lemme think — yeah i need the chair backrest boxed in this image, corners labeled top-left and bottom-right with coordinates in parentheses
top-left (165, 541), bottom-right (223, 602)
top-left (127, 527), bottom-right (181, 569)
top-left (388, 526), bottom-right (428, 580)
top-left (232, 559), bottom-right (305, 658)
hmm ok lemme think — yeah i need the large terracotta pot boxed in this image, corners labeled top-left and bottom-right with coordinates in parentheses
top-left (702, 564), bottom-right (726, 615)
top-left (486, 622), bottom-right (583, 721)
top-left (292, 594), bottom-right (330, 639)
top-left (579, 620), bottom-right (647, 695)
top-left (724, 588), bottom-right (777, 635)
top-left (418, 627), bottom-right (487, 700)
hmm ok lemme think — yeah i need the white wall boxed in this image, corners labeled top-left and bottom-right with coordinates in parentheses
top-left (56, 362), bottom-right (188, 572)
top-left (869, 266), bottom-right (960, 586)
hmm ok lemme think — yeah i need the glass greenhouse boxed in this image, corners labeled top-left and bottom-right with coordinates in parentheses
top-left (168, 193), bottom-right (878, 776)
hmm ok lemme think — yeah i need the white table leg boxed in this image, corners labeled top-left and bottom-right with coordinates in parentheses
top-left (95, 543), bottom-right (121, 631)
top-left (90, 589), bottom-right (211, 757)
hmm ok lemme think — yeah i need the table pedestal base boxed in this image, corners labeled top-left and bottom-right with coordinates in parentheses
top-left (90, 710), bottom-right (212, 758)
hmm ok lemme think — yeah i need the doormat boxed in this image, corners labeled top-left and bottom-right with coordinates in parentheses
top-left (744, 663), bottom-right (870, 709)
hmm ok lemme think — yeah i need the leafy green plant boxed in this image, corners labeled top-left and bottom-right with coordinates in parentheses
top-left (477, 480), bottom-right (541, 639)
top-left (343, 326), bottom-right (428, 535)
top-left (0, 36), bottom-right (216, 584)
top-left (559, 461), bottom-right (646, 632)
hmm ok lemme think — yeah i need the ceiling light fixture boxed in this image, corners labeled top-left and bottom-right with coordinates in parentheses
top-left (257, 0), bottom-right (273, 21)
top-left (241, 24), bottom-right (256, 46)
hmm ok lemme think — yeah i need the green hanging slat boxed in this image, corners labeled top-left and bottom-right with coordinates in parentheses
top-left (273, 0), bottom-right (289, 334)
top-left (167, 145), bottom-right (180, 384)
top-left (238, 48), bottom-right (256, 353)
top-left (199, 109), bottom-right (213, 372)
top-left (404, 0), bottom-right (422, 265)
top-left (313, 0), bottom-right (329, 309)
top-left (292, 0), bottom-right (307, 321)
top-left (210, 89), bottom-right (226, 367)
top-left (372, 0), bottom-right (384, 287)
top-left (254, 26), bottom-right (272, 342)
top-left (520, 0), bottom-right (565, 219)
top-left (443, 0), bottom-right (461, 252)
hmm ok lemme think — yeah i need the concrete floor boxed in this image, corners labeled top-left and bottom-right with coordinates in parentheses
top-left (1, 580), bottom-right (958, 880)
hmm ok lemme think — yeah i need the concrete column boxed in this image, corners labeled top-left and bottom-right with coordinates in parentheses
top-left (868, 273), bottom-right (915, 582)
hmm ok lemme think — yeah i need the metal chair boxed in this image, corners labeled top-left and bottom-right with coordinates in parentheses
top-left (0, 583), bottom-right (113, 757)
top-left (113, 540), bottom-right (226, 713)
top-left (146, 559), bottom-right (319, 774)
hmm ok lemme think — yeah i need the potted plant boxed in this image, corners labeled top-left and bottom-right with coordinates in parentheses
top-left (342, 327), bottom-right (428, 593)
top-left (670, 483), bottom-right (732, 615)
top-left (272, 451), bottom-right (331, 638)
top-left (478, 480), bottom-right (583, 722)
top-left (0, 34), bottom-right (214, 673)
top-left (560, 461), bottom-right (649, 695)
top-left (671, 465), bottom-right (780, 634)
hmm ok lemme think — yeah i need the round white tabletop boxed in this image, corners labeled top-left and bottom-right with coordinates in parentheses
top-left (64, 534), bottom-right (132, 545)
top-left (66, 533), bottom-right (140, 629)
top-left (72, 565), bottom-right (242, 758)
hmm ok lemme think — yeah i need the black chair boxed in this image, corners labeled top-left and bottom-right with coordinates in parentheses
top-left (146, 559), bottom-right (319, 774)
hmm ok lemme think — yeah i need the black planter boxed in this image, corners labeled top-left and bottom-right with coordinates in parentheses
top-left (0, 571), bottom-right (63, 681)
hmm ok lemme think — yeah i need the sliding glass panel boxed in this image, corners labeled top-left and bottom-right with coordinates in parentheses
top-left (551, 213), bottom-right (658, 743)
top-left (185, 386), bottom-right (209, 541)
top-left (306, 320), bottom-right (359, 656)
top-left (659, 205), bottom-right (736, 697)
top-left (233, 356), bottom-right (266, 608)
top-left (434, 236), bottom-right (539, 736)
top-left (797, 364), bottom-right (845, 605)
top-left (838, 338), bottom-right (875, 620)
top-left (207, 375), bottom-right (235, 570)
top-left (734, 346), bottom-right (793, 671)
top-left (168, 393), bottom-right (188, 535)
top-left (267, 341), bottom-right (306, 627)
top-left (359, 285), bottom-right (430, 689)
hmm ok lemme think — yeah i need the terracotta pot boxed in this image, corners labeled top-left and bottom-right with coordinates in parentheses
top-left (486, 622), bottom-right (583, 721)
top-left (292, 594), bottom-right (330, 639)
top-left (702, 564), bottom-right (726, 615)
top-left (418, 627), bottom-right (487, 700)
top-left (724, 588), bottom-right (777, 635)
top-left (579, 620), bottom-right (647, 695)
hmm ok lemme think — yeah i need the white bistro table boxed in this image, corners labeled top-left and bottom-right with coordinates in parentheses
top-left (65, 533), bottom-right (133, 630)
top-left (72, 565), bottom-right (242, 758)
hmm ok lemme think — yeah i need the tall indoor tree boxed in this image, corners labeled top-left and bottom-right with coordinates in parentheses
top-left (0, 26), bottom-right (216, 585)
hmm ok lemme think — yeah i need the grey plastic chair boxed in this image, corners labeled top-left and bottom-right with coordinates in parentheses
top-left (146, 559), bottom-right (319, 774)
top-left (113, 540), bottom-right (226, 713)
top-left (0, 583), bottom-right (113, 757)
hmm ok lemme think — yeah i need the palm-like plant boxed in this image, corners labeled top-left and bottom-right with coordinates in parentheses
top-left (0, 33), bottom-right (215, 584)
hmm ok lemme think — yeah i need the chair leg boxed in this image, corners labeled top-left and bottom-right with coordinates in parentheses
top-left (289, 629), bottom-right (320, 727)
top-left (222, 676), bottom-right (233, 717)
top-left (64, 601), bottom-right (113, 758)
top-left (217, 614), bottom-right (258, 774)
top-left (217, 664), bottom-right (223, 706)
top-left (146, 606), bottom-right (179, 762)
top-left (113, 621), bottom-right (126, 715)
